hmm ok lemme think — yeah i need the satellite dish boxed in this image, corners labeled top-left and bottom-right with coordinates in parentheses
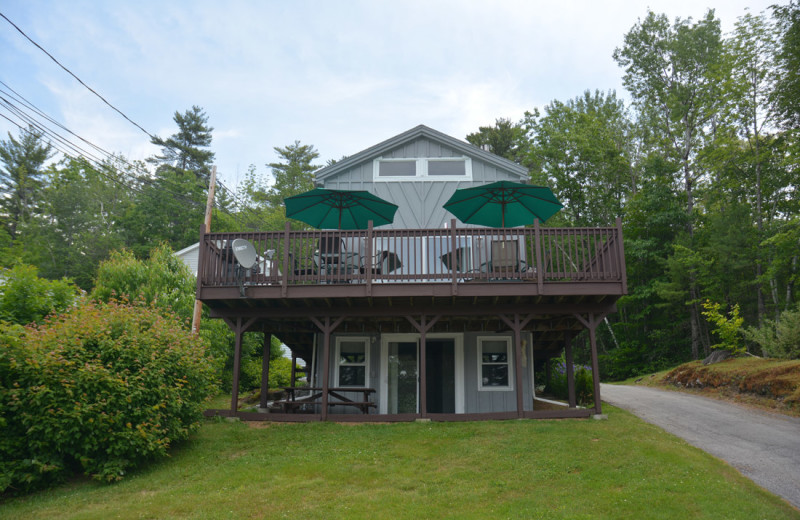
top-left (231, 239), bottom-right (259, 297)
top-left (231, 239), bottom-right (258, 269)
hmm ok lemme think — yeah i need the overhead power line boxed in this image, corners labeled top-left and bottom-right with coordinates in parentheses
top-left (0, 11), bottom-right (156, 140)
top-left (0, 13), bottom-right (264, 227)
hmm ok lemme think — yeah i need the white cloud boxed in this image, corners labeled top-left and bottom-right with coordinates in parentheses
top-left (0, 0), bottom-right (778, 188)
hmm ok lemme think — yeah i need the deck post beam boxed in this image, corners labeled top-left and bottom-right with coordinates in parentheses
top-left (564, 331), bottom-right (576, 408)
top-left (574, 312), bottom-right (607, 415)
top-left (223, 316), bottom-right (259, 414)
top-left (405, 314), bottom-right (441, 417)
top-left (499, 313), bottom-right (534, 417)
top-left (290, 351), bottom-right (297, 387)
top-left (310, 316), bottom-right (344, 421)
top-left (260, 331), bottom-right (272, 409)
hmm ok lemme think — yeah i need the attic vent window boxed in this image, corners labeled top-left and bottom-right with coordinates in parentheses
top-left (374, 157), bottom-right (472, 181)
top-left (428, 159), bottom-right (466, 176)
top-left (379, 160), bottom-right (416, 177)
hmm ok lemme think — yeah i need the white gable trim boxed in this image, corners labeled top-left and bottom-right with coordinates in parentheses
top-left (316, 125), bottom-right (527, 183)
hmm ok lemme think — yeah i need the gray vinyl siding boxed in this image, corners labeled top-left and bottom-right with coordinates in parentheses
top-left (321, 136), bottom-right (526, 230)
top-left (462, 332), bottom-right (534, 414)
top-left (317, 331), bottom-right (535, 415)
top-left (315, 333), bottom-right (379, 416)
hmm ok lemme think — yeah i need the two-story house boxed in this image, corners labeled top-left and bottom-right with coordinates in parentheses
top-left (197, 125), bottom-right (626, 421)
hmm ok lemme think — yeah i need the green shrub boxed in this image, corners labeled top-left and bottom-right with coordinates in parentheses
top-left (542, 360), bottom-right (594, 406)
top-left (236, 356), bottom-right (303, 393)
top-left (0, 264), bottom-right (80, 325)
top-left (91, 245), bottom-right (195, 322)
top-left (745, 304), bottom-right (800, 359)
top-left (0, 301), bottom-right (217, 494)
top-left (702, 300), bottom-right (745, 355)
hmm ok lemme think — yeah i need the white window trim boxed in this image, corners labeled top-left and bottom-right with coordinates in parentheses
top-left (335, 337), bottom-right (370, 388)
top-left (373, 157), bottom-right (473, 182)
top-left (477, 336), bottom-right (514, 391)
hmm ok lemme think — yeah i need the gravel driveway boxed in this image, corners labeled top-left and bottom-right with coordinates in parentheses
top-left (600, 383), bottom-right (800, 509)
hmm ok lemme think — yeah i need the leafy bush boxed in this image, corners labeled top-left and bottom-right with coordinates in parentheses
top-left (0, 263), bottom-right (80, 325)
top-left (702, 300), bottom-right (745, 355)
top-left (91, 245), bottom-right (195, 322)
top-left (542, 360), bottom-right (594, 406)
top-left (0, 301), bottom-right (217, 494)
top-left (237, 355), bottom-right (302, 394)
top-left (745, 304), bottom-right (800, 359)
top-left (91, 245), bottom-right (284, 392)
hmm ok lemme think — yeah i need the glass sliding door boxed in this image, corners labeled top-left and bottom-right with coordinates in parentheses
top-left (387, 341), bottom-right (418, 414)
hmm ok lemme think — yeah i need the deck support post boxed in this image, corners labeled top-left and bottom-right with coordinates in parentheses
top-left (499, 313), bottom-right (534, 417)
top-left (310, 316), bottom-right (343, 421)
top-left (290, 351), bottom-right (298, 387)
top-left (574, 313), bottom-right (607, 415)
top-left (224, 316), bottom-right (258, 415)
top-left (564, 331), bottom-right (576, 408)
top-left (406, 314), bottom-right (441, 417)
top-left (260, 332), bottom-right (272, 409)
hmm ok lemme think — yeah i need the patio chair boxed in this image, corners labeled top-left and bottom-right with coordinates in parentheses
top-left (361, 250), bottom-right (402, 275)
top-left (316, 236), bottom-right (360, 276)
top-left (491, 240), bottom-right (520, 273)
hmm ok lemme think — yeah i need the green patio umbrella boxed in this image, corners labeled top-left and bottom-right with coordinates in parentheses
top-left (443, 181), bottom-right (562, 228)
top-left (284, 188), bottom-right (399, 230)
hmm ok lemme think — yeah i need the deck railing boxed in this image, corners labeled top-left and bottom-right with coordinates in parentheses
top-left (197, 219), bottom-right (626, 292)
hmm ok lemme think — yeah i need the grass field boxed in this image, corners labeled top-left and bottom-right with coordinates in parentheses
top-left (1, 405), bottom-right (797, 519)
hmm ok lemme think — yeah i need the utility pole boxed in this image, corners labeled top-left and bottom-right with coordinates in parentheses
top-left (191, 165), bottom-right (216, 334)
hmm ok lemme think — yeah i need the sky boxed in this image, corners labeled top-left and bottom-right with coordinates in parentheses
top-left (0, 0), bottom-right (777, 190)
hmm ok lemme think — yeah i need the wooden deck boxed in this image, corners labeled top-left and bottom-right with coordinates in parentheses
top-left (196, 220), bottom-right (627, 421)
top-left (197, 219), bottom-right (626, 356)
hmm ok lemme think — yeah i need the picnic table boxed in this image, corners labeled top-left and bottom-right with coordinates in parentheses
top-left (276, 387), bottom-right (377, 414)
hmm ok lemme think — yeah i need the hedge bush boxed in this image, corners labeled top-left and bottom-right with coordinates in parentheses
top-left (543, 360), bottom-right (595, 406)
top-left (0, 263), bottom-right (80, 326)
top-left (745, 304), bottom-right (800, 359)
top-left (0, 301), bottom-right (217, 494)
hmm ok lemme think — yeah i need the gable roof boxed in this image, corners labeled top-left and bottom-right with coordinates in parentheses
top-left (314, 124), bottom-right (529, 182)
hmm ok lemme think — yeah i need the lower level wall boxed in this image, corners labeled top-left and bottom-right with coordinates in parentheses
top-left (310, 330), bottom-right (536, 415)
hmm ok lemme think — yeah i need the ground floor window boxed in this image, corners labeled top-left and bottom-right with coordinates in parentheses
top-left (336, 338), bottom-right (369, 387)
top-left (478, 337), bottom-right (512, 390)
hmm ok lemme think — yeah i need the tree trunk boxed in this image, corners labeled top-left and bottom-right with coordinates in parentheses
top-left (787, 252), bottom-right (798, 312)
top-left (754, 109), bottom-right (766, 324)
top-left (682, 124), bottom-right (702, 360)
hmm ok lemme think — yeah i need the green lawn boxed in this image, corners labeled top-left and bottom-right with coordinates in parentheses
top-left (2, 406), bottom-right (797, 519)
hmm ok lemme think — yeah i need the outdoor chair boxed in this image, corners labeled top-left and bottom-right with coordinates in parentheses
top-left (360, 250), bottom-right (402, 275)
top-left (315, 236), bottom-right (360, 276)
top-left (491, 240), bottom-right (520, 273)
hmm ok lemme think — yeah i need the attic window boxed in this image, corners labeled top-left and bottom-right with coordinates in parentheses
top-left (378, 160), bottom-right (416, 177)
top-left (428, 159), bottom-right (466, 176)
top-left (374, 157), bottom-right (472, 181)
